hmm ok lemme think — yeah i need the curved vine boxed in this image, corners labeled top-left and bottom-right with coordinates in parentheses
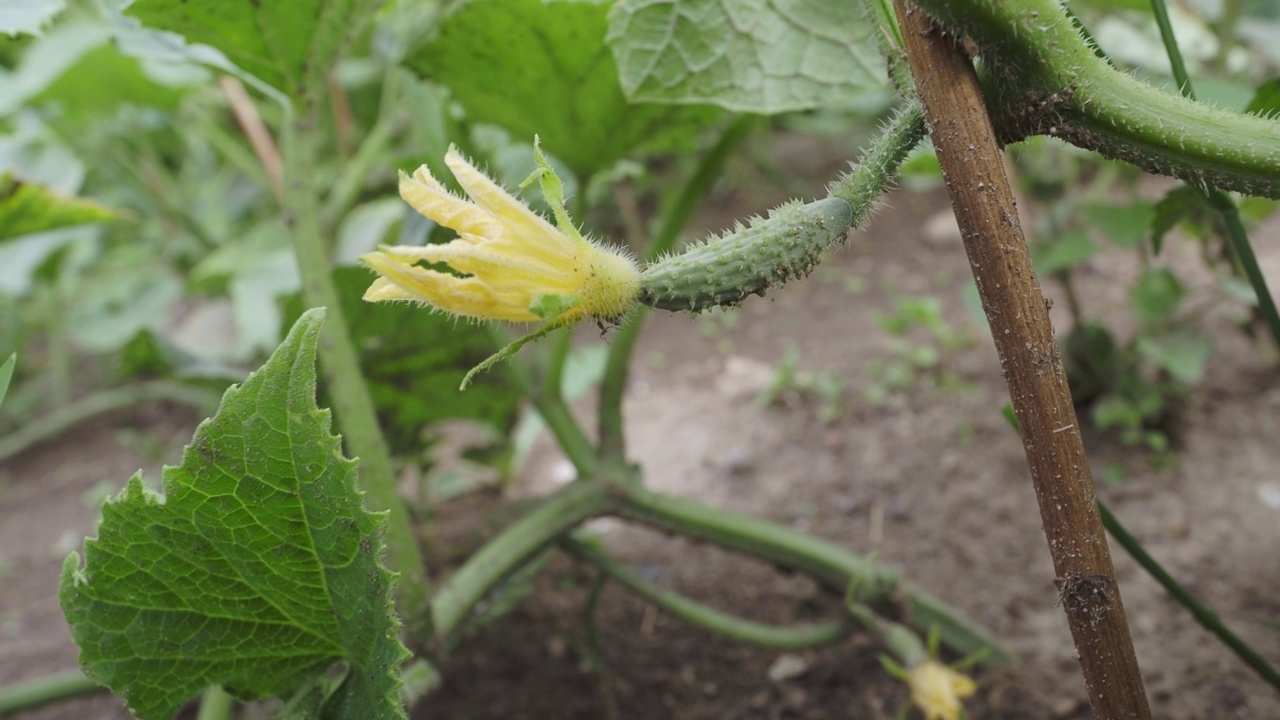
top-left (912, 0), bottom-right (1280, 199)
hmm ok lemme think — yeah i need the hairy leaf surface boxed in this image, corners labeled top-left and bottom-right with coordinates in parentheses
top-left (60, 309), bottom-right (409, 720)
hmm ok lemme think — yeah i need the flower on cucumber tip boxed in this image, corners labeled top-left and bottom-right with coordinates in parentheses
top-left (359, 145), bottom-right (640, 324)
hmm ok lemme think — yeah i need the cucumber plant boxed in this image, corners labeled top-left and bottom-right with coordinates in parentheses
top-left (0, 0), bottom-right (1274, 718)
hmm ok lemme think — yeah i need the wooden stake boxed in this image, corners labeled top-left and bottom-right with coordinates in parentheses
top-left (892, 2), bottom-right (1151, 717)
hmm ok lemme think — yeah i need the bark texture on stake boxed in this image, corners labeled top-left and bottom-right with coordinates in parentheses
top-left (892, 2), bottom-right (1152, 717)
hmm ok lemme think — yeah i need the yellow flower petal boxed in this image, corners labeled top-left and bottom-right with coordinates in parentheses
top-left (361, 144), bottom-right (639, 325)
top-left (443, 147), bottom-right (576, 257)
top-left (907, 660), bottom-right (977, 720)
top-left (398, 167), bottom-right (501, 239)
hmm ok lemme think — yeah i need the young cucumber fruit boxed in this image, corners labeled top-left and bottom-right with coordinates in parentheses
top-left (639, 197), bottom-right (854, 313)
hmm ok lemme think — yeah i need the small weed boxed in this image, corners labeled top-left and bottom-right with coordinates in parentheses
top-left (757, 347), bottom-right (846, 423)
top-left (863, 296), bottom-right (973, 405)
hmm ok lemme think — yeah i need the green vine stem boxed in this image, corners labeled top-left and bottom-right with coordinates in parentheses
top-left (615, 485), bottom-right (1010, 666)
top-left (598, 115), bottom-right (758, 460)
top-left (504, 340), bottom-right (600, 477)
top-left (859, 0), bottom-right (913, 93)
top-left (562, 536), bottom-right (853, 650)
top-left (280, 109), bottom-right (431, 639)
top-left (1210, 194), bottom-right (1280, 349)
top-left (1098, 501), bottom-right (1280, 692)
top-left (1145, 0), bottom-right (1193, 97)
top-left (911, 0), bottom-right (1280, 199)
top-left (0, 670), bottom-right (102, 714)
top-left (581, 571), bottom-right (623, 720)
top-left (195, 685), bottom-right (233, 720)
top-left (825, 101), bottom-right (926, 210)
top-left (0, 381), bottom-right (221, 464)
top-left (845, 603), bottom-right (928, 668)
top-left (430, 480), bottom-right (615, 646)
top-left (1145, 0), bottom-right (1280, 351)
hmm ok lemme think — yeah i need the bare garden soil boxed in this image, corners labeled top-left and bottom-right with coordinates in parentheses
top-left (2, 135), bottom-right (1278, 719)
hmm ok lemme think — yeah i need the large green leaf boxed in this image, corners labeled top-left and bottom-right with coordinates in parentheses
top-left (0, 173), bottom-right (115, 242)
top-left (0, 0), bottom-right (65, 36)
top-left (607, 0), bottom-right (887, 113)
top-left (406, 0), bottom-right (719, 178)
top-left (127, 0), bottom-right (379, 96)
top-left (284, 267), bottom-right (522, 455)
top-left (34, 43), bottom-right (188, 122)
top-left (60, 309), bottom-right (409, 720)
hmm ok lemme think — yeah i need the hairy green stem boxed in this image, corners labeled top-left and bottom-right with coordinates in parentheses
top-left (616, 485), bottom-right (1009, 665)
top-left (431, 480), bottom-right (614, 644)
top-left (281, 108), bottom-right (431, 639)
top-left (0, 670), bottom-right (102, 714)
top-left (506, 347), bottom-right (599, 477)
top-left (0, 381), bottom-right (221, 464)
top-left (1146, 0), bottom-right (1280, 351)
top-left (597, 115), bottom-right (758, 459)
top-left (563, 536), bottom-right (852, 649)
top-left (321, 116), bottom-right (393, 232)
top-left (195, 686), bottom-right (233, 720)
top-left (826, 101), bottom-right (926, 209)
top-left (912, 0), bottom-right (1280, 198)
top-left (1099, 501), bottom-right (1280, 692)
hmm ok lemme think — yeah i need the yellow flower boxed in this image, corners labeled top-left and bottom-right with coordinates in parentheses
top-left (360, 145), bottom-right (639, 324)
top-left (907, 660), bottom-right (977, 720)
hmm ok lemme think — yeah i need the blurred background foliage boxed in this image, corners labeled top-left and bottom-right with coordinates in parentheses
top-left (0, 0), bottom-right (1278, 477)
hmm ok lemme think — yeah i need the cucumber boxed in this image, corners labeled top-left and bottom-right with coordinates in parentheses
top-left (639, 197), bottom-right (854, 313)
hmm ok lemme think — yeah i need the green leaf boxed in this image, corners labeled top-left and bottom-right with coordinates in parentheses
top-left (1130, 267), bottom-right (1185, 330)
top-left (60, 309), bottom-right (409, 720)
top-left (0, 0), bottom-right (65, 36)
top-left (1135, 330), bottom-right (1212, 385)
top-left (1149, 185), bottom-right (1213, 254)
top-left (607, 0), bottom-right (887, 113)
top-left (128, 0), bottom-right (379, 96)
top-left (407, 0), bottom-right (719, 178)
top-left (0, 352), bottom-right (14, 408)
top-left (1082, 201), bottom-right (1155, 249)
top-left (68, 267), bottom-right (184, 353)
top-left (1030, 228), bottom-right (1098, 274)
top-left (33, 43), bottom-right (188, 123)
top-left (0, 173), bottom-right (115, 241)
top-left (1245, 78), bottom-right (1280, 117)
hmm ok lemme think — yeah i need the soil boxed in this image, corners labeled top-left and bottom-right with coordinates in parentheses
top-left (2, 133), bottom-right (1279, 719)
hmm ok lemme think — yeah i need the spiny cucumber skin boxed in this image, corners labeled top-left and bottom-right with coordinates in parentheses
top-left (639, 197), bottom-right (854, 313)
